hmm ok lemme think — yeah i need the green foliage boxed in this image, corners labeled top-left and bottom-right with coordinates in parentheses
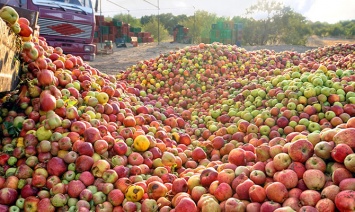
top-left (141, 14), bottom-right (188, 34)
top-left (113, 13), bottom-right (142, 27)
top-left (244, 1), bottom-right (311, 45)
top-left (143, 17), bottom-right (170, 42)
top-left (274, 7), bottom-right (311, 45)
top-left (106, 1), bottom-right (353, 45)
top-left (181, 10), bottom-right (218, 44)
top-left (3, 121), bottom-right (22, 137)
top-left (309, 20), bottom-right (355, 39)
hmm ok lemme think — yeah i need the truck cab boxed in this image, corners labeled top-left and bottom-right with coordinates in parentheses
top-left (1, 0), bottom-right (96, 61)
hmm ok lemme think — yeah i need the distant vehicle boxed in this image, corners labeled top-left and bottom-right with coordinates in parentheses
top-left (1, 0), bottom-right (96, 61)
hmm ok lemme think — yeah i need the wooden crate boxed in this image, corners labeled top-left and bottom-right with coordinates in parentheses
top-left (0, 19), bottom-right (21, 92)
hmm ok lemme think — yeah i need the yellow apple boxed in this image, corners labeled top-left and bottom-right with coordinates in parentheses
top-left (36, 126), bottom-right (53, 141)
top-left (97, 92), bottom-right (109, 104)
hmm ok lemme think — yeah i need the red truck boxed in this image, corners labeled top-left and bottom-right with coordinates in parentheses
top-left (1, 0), bottom-right (96, 61)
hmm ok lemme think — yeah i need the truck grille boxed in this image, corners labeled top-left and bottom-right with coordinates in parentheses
top-left (38, 18), bottom-right (92, 39)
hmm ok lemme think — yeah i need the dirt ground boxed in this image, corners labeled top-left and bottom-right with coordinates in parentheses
top-left (88, 36), bottom-right (355, 75)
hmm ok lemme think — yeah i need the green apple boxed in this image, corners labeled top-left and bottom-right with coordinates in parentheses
top-left (317, 94), bottom-right (327, 103)
top-left (9, 205), bottom-right (20, 212)
top-left (73, 81), bottom-right (81, 90)
top-left (36, 126), bottom-right (53, 141)
top-left (312, 77), bottom-right (323, 86)
top-left (13, 116), bottom-right (25, 128)
top-left (259, 125), bottom-right (271, 136)
top-left (257, 89), bottom-right (266, 98)
top-left (304, 88), bottom-right (316, 98)
top-left (296, 104), bottom-right (304, 112)
top-left (0, 6), bottom-right (19, 25)
top-left (288, 121), bottom-right (297, 128)
top-left (287, 102), bottom-right (296, 110)
top-left (242, 112), bottom-right (253, 122)
top-left (291, 71), bottom-right (301, 79)
top-left (11, 22), bottom-right (21, 34)
top-left (299, 118), bottom-right (310, 127)
top-left (307, 121), bottom-right (321, 133)
top-left (16, 197), bottom-right (25, 209)
top-left (208, 124), bottom-right (217, 132)
top-left (332, 82), bottom-right (343, 90)
top-left (325, 111), bottom-right (336, 121)
top-left (313, 103), bottom-right (322, 112)
top-left (227, 124), bottom-right (238, 134)
top-left (277, 93), bottom-right (285, 101)
top-left (246, 95), bottom-right (254, 102)
top-left (210, 109), bottom-right (221, 119)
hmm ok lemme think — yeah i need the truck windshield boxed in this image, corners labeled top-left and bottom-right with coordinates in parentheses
top-left (33, 0), bottom-right (93, 9)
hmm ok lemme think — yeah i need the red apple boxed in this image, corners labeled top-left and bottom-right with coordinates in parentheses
top-left (84, 127), bottom-right (102, 144)
top-left (199, 168), bottom-right (218, 188)
top-left (249, 184), bottom-right (266, 203)
top-left (303, 169), bottom-right (326, 190)
top-left (171, 178), bottom-right (188, 195)
top-left (228, 148), bottom-right (246, 166)
top-left (224, 197), bottom-right (246, 212)
top-left (265, 182), bottom-right (288, 203)
top-left (300, 189), bottom-right (321, 207)
top-left (331, 143), bottom-right (353, 163)
top-left (335, 190), bottom-right (355, 211)
top-left (68, 180), bottom-right (86, 198)
top-left (107, 189), bottom-right (124, 206)
top-left (47, 157), bottom-right (67, 177)
top-left (288, 139), bottom-right (314, 163)
top-left (0, 188), bottom-right (18, 205)
top-left (75, 155), bottom-right (95, 173)
top-left (274, 169), bottom-right (298, 189)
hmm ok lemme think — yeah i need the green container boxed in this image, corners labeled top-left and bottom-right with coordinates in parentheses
top-left (138, 37), bottom-right (143, 43)
top-left (100, 26), bottom-right (109, 35)
top-left (113, 19), bottom-right (123, 27)
top-left (177, 31), bottom-right (185, 36)
top-left (234, 23), bottom-right (243, 30)
top-left (210, 37), bottom-right (220, 43)
top-left (176, 34), bottom-right (184, 42)
top-left (130, 27), bottom-right (142, 33)
top-left (216, 21), bottom-right (224, 29)
top-left (221, 29), bottom-right (232, 39)
top-left (123, 35), bottom-right (131, 43)
top-left (210, 29), bottom-right (217, 38)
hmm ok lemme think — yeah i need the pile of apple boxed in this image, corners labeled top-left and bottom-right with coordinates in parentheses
top-left (2, 6), bottom-right (355, 211)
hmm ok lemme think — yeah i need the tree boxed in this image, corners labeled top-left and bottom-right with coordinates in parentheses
top-left (245, 0), bottom-right (283, 45)
top-left (181, 10), bottom-right (218, 44)
top-left (274, 7), bottom-right (311, 45)
top-left (232, 16), bottom-right (254, 45)
top-left (310, 22), bottom-right (330, 37)
top-left (142, 17), bottom-right (170, 42)
top-left (141, 13), bottom-right (188, 35)
top-left (330, 23), bottom-right (345, 37)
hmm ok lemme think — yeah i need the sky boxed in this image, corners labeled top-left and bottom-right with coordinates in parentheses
top-left (95, 0), bottom-right (355, 24)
